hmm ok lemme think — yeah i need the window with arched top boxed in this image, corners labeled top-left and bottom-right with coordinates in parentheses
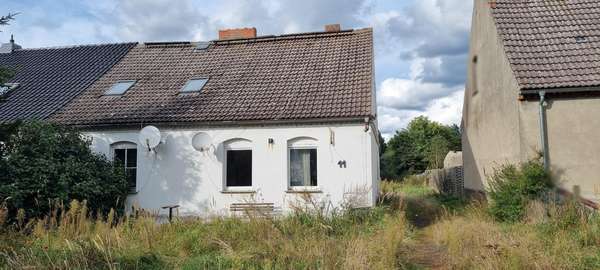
top-left (287, 137), bottom-right (318, 188)
top-left (223, 138), bottom-right (253, 188)
top-left (111, 142), bottom-right (137, 192)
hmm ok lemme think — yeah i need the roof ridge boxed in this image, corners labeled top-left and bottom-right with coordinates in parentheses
top-left (212, 28), bottom-right (371, 45)
top-left (18, 42), bottom-right (139, 51)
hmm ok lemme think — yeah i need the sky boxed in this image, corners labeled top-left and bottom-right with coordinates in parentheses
top-left (0, 0), bottom-right (474, 139)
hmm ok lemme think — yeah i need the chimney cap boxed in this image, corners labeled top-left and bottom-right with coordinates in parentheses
top-left (324, 24), bottom-right (341, 32)
top-left (0, 34), bottom-right (21, 53)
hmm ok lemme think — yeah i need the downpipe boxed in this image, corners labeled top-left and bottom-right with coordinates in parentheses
top-left (538, 91), bottom-right (550, 171)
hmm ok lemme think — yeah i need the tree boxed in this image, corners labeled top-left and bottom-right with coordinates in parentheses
top-left (0, 121), bottom-right (129, 222)
top-left (381, 116), bottom-right (461, 180)
top-left (0, 13), bottom-right (18, 85)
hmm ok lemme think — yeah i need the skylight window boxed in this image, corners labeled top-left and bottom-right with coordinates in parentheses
top-left (0, 83), bottom-right (20, 98)
top-left (105, 80), bottom-right (136, 95)
top-left (180, 78), bottom-right (208, 93)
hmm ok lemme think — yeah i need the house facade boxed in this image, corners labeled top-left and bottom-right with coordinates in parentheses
top-left (463, 0), bottom-right (600, 204)
top-left (1, 26), bottom-right (380, 216)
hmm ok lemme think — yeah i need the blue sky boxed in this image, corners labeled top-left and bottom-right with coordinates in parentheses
top-left (0, 0), bottom-right (473, 138)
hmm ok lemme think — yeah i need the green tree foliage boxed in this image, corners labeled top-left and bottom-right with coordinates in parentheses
top-left (487, 160), bottom-right (553, 222)
top-left (381, 116), bottom-right (461, 179)
top-left (0, 121), bottom-right (129, 222)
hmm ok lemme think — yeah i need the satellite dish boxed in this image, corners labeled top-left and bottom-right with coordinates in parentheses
top-left (192, 132), bottom-right (213, 152)
top-left (139, 126), bottom-right (161, 151)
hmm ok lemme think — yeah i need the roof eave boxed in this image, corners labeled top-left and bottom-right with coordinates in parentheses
top-left (521, 85), bottom-right (600, 95)
top-left (58, 116), bottom-right (375, 131)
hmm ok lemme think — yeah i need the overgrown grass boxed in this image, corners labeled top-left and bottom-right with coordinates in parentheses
top-left (2, 180), bottom-right (600, 269)
top-left (0, 199), bottom-right (411, 269)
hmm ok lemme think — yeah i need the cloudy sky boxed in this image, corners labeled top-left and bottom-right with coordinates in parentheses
top-left (0, 0), bottom-right (473, 138)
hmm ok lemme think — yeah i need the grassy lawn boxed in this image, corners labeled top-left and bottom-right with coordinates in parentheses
top-left (2, 182), bottom-right (600, 269)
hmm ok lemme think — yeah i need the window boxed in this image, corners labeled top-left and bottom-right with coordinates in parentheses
top-left (0, 83), bottom-right (20, 98)
top-left (224, 138), bottom-right (252, 189)
top-left (112, 143), bottom-right (137, 192)
top-left (289, 148), bottom-right (318, 187)
top-left (226, 150), bottom-right (252, 187)
top-left (180, 78), bottom-right (208, 93)
top-left (105, 80), bottom-right (136, 95)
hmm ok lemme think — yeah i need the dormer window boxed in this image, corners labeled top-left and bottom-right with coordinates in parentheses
top-left (0, 83), bottom-right (20, 98)
top-left (180, 78), bottom-right (208, 93)
top-left (104, 80), bottom-right (136, 96)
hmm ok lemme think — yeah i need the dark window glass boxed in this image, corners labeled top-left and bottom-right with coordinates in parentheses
top-left (126, 168), bottom-right (136, 189)
top-left (290, 148), bottom-right (317, 187)
top-left (114, 149), bottom-right (126, 164)
top-left (126, 149), bottom-right (137, 167)
top-left (226, 150), bottom-right (252, 187)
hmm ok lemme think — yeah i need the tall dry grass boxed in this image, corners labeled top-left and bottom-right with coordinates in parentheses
top-left (0, 198), bottom-right (411, 269)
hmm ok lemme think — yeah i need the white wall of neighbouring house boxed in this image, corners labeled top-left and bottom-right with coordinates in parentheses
top-left (84, 123), bottom-right (380, 217)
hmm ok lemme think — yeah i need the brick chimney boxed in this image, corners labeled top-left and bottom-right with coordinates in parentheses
top-left (218, 27), bottom-right (257, 40)
top-left (324, 24), bottom-right (341, 32)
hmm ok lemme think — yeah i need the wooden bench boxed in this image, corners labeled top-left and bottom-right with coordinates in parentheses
top-left (230, 203), bottom-right (275, 217)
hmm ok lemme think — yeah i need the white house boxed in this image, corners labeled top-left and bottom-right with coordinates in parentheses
top-left (39, 25), bottom-right (380, 217)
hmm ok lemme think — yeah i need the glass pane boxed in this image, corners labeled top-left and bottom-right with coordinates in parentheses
top-left (105, 81), bottom-right (135, 95)
top-left (181, 79), bottom-right (208, 92)
top-left (290, 149), bottom-right (317, 187)
top-left (226, 150), bottom-right (252, 187)
top-left (114, 149), bottom-right (126, 165)
top-left (126, 168), bottom-right (136, 189)
top-left (126, 149), bottom-right (137, 168)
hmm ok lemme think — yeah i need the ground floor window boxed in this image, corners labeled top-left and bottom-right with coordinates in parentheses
top-left (113, 144), bottom-right (137, 192)
top-left (289, 148), bottom-right (317, 187)
top-left (226, 150), bottom-right (252, 187)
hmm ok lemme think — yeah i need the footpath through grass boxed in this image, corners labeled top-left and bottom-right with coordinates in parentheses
top-left (2, 182), bottom-right (600, 269)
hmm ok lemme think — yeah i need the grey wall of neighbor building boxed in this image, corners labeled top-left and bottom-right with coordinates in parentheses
top-left (520, 98), bottom-right (600, 202)
top-left (462, 0), bottom-right (523, 191)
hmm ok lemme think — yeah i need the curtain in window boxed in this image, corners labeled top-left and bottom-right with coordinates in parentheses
top-left (290, 149), bottom-right (317, 187)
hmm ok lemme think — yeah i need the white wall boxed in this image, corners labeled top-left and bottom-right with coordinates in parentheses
top-left (85, 123), bottom-right (379, 217)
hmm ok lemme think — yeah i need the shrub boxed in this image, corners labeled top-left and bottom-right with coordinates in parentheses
top-left (0, 121), bottom-right (129, 223)
top-left (487, 160), bottom-right (553, 222)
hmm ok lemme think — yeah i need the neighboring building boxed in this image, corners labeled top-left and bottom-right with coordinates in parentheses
top-left (1, 26), bottom-right (380, 216)
top-left (463, 0), bottom-right (600, 203)
top-left (0, 40), bottom-right (135, 122)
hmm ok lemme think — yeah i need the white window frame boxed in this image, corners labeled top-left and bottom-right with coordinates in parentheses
top-left (180, 77), bottom-right (209, 93)
top-left (111, 142), bottom-right (138, 193)
top-left (223, 139), bottom-right (254, 192)
top-left (287, 137), bottom-right (319, 191)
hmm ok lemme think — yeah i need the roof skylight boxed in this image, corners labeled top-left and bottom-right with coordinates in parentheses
top-left (0, 83), bottom-right (20, 98)
top-left (180, 78), bottom-right (208, 93)
top-left (105, 80), bottom-right (136, 95)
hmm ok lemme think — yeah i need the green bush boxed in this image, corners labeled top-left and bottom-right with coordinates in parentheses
top-left (487, 161), bottom-right (553, 222)
top-left (0, 121), bottom-right (129, 223)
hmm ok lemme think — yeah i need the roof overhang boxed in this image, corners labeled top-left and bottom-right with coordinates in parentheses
top-left (519, 86), bottom-right (600, 100)
top-left (58, 116), bottom-right (376, 131)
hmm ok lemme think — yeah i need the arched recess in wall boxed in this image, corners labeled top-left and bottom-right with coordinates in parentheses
top-left (110, 141), bottom-right (138, 192)
top-left (222, 138), bottom-right (253, 189)
top-left (287, 136), bottom-right (318, 148)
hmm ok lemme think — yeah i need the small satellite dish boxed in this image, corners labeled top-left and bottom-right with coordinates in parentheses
top-left (192, 132), bottom-right (213, 152)
top-left (139, 126), bottom-right (161, 151)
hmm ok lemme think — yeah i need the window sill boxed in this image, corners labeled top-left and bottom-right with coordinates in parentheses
top-left (221, 190), bottom-right (256, 194)
top-left (285, 189), bottom-right (322, 194)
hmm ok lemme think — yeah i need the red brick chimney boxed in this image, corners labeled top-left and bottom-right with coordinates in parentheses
top-left (218, 27), bottom-right (257, 40)
top-left (324, 24), bottom-right (341, 32)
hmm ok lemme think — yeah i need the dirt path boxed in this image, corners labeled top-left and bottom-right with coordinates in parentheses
top-left (399, 231), bottom-right (449, 270)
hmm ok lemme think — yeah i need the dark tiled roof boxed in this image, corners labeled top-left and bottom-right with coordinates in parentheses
top-left (0, 43), bottom-right (136, 122)
top-left (51, 29), bottom-right (374, 126)
top-left (492, 0), bottom-right (600, 90)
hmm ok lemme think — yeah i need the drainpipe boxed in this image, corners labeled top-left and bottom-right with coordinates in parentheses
top-left (538, 91), bottom-right (549, 171)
